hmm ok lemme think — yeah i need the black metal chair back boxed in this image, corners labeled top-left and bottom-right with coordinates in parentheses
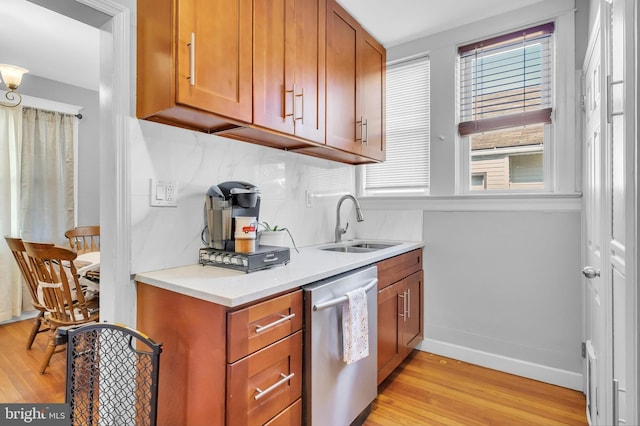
top-left (59, 322), bottom-right (162, 426)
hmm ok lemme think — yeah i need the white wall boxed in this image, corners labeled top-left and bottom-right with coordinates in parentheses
top-left (130, 120), bottom-right (359, 273)
top-left (420, 210), bottom-right (582, 388)
top-left (363, 0), bottom-right (587, 389)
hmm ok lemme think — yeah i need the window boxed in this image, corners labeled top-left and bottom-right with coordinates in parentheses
top-left (360, 56), bottom-right (430, 195)
top-left (458, 23), bottom-right (554, 192)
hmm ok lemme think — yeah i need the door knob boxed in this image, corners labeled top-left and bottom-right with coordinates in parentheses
top-left (582, 267), bottom-right (601, 279)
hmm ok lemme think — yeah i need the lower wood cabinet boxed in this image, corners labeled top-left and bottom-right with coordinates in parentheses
top-left (227, 332), bottom-right (302, 426)
top-left (376, 249), bottom-right (424, 384)
top-left (136, 283), bottom-right (302, 426)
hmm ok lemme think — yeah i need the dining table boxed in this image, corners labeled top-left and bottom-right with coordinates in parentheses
top-left (74, 251), bottom-right (100, 295)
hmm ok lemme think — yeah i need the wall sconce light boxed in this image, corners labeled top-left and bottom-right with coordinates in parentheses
top-left (0, 64), bottom-right (29, 108)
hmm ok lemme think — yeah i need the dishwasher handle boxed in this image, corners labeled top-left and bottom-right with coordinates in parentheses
top-left (312, 278), bottom-right (378, 312)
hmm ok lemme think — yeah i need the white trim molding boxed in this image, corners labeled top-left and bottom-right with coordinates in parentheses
top-left (75, 0), bottom-right (133, 325)
top-left (359, 193), bottom-right (582, 212)
top-left (418, 338), bottom-right (583, 391)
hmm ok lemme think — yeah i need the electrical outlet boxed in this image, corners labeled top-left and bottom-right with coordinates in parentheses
top-left (305, 190), bottom-right (313, 207)
top-left (150, 178), bottom-right (178, 207)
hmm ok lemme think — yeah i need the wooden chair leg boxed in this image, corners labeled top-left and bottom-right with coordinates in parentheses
top-left (40, 331), bottom-right (58, 374)
top-left (26, 311), bottom-right (47, 350)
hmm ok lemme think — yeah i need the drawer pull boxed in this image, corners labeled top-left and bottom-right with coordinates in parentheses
top-left (254, 372), bottom-right (294, 400)
top-left (255, 313), bottom-right (296, 334)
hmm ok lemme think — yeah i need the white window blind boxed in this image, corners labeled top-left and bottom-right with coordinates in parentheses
top-left (458, 23), bottom-right (554, 136)
top-left (364, 56), bottom-right (430, 194)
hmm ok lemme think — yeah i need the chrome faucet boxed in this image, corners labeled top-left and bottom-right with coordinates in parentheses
top-left (335, 194), bottom-right (364, 243)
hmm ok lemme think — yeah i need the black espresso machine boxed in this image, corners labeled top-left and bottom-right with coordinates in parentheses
top-left (199, 181), bottom-right (290, 272)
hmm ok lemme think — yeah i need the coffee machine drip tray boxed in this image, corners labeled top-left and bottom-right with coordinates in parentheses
top-left (199, 245), bottom-right (290, 273)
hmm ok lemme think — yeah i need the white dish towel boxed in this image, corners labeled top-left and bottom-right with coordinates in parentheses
top-left (342, 287), bottom-right (369, 364)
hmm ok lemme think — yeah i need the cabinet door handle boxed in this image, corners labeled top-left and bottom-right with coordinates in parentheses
top-left (406, 288), bottom-right (411, 319)
top-left (362, 118), bottom-right (368, 145)
top-left (254, 372), bottom-right (294, 400)
top-left (295, 87), bottom-right (304, 124)
top-left (607, 74), bottom-right (624, 124)
top-left (356, 117), bottom-right (364, 142)
top-left (284, 84), bottom-right (295, 122)
top-left (187, 32), bottom-right (195, 86)
top-left (255, 313), bottom-right (295, 334)
top-left (398, 292), bottom-right (407, 322)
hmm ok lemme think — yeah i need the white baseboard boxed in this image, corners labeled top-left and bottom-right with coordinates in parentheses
top-left (418, 338), bottom-right (584, 392)
top-left (0, 310), bottom-right (38, 325)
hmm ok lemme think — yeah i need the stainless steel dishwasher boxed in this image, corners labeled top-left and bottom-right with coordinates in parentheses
top-left (303, 265), bottom-right (378, 426)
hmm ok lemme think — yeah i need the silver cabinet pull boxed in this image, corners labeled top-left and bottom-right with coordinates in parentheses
top-left (362, 118), bottom-right (368, 145)
top-left (254, 372), bottom-right (294, 400)
top-left (406, 288), bottom-right (411, 319)
top-left (187, 32), bottom-right (195, 86)
top-left (356, 117), bottom-right (363, 142)
top-left (582, 267), bottom-right (601, 279)
top-left (398, 292), bottom-right (407, 322)
top-left (285, 85), bottom-right (304, 124)
top-left (255, 313), bottom-right (295, 334)
top-left (295, 87), bottom-right (304, 124)
top-left (284, 84), bottom-right (296, 122)
top-left (607, 74), bottom-right (624, 124)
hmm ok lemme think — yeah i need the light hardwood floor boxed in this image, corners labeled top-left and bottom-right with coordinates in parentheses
top-left (1, 319), bottom-right (586, 425)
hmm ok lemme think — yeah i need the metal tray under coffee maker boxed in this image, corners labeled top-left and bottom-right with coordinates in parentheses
top-left (199, 245), bottom-right (290, 273)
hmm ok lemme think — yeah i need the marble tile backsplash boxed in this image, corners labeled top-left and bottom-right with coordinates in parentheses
top-left (130, 119), bottom-right (360, 273)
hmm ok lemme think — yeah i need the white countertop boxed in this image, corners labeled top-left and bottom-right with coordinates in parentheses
top-left (134, 239), bottom-right (424, 307)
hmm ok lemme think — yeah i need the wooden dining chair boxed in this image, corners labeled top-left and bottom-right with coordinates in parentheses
top-left (65, 226), bottom-right (100, 254)
top-left (4, 236), bottom-right (51, 350)
top-left (23, 241), bottom-right (100, 374)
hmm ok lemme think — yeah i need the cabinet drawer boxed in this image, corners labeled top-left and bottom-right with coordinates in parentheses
top-left (377, 249), bottom-right (422, 289)
top-left (227, 331), bottom-right (303, 426)
top-left (264, 399), bottom-right (302, 426)
top-left (228, 290), bottom-right (303, 362)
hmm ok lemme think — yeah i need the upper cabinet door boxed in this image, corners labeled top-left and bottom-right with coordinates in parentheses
top-left (177, 0), bottom-right (253, 122)
top-left (253, 0), bottom-right (295, 135)
top-left (254, 0), bottom-right (325, 143)
top-left (326, 0), bottom-right (385, 161)
top-left (359, 33), bottom-right (385, 162)
top-left (292, 0), bottom-right (326, 143)
top-left (326, 1), bottom-right (359, 153)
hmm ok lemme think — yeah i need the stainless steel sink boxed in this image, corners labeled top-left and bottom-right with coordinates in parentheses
top-left (320, 241), bottom-right (399, 253)
top-left (350, 243), bottom-right (397, 250)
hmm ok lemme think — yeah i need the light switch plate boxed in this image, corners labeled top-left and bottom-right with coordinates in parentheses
top-left (150, 178), bottom-right (178, 207)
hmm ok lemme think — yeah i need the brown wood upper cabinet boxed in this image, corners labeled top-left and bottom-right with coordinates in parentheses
top-left (137, 0), bottom-right (385, 164)
top-left (137, 0), bottom-right (253, 129)
top-left (253, 0), bottom-right (326, 144)
top-left (326, 0), bottom-right (386, 162)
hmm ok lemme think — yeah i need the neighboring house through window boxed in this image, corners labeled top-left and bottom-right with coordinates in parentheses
top-left (458, 23), bottom-right (554, 192)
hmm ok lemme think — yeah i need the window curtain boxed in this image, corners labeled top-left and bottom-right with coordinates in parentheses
top-left (0, 105), bottom-right (23, 322)
top-left (20, 107), bottom-right (75, 245)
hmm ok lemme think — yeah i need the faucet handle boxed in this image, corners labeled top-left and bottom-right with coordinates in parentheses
top-left (342, 222), bottom-right (349, 234)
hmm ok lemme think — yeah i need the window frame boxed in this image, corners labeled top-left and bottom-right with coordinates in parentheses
top-left (357, 54), bottom-right (430, 197)
top-left (456, 21), bottom-right (563, 195)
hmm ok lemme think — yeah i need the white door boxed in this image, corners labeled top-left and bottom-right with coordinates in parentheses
top-left (582, 14), bottom-right (606, 426)
top-left (606, 0), bottom-right (630, 424)
top-left (583, 1), bottom-right (636, 425)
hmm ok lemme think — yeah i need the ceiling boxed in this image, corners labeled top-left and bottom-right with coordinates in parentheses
top-left (0, 0), bottom-right (546, 92)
